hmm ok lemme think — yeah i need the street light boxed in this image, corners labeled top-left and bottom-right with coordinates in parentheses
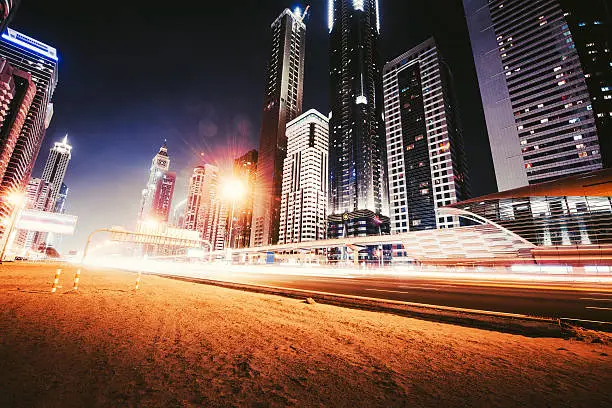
top-left (221, 177), bottom-right (246, 256)
top-left (0, 192), bottom-right (26, 263)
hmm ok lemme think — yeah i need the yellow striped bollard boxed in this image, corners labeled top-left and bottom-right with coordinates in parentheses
top-left (51, 268), bottom-right (61, 293)
top-left (135, 270), bottom-right (142, 290)
top-left (72, 269), bottom-right (81, 291)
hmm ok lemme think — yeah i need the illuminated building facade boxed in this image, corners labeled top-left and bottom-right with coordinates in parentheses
top-left (0, 58), bottom-right (34, 186)
top-left (138, 142), bottom-right (170, 222)
top-left (41, 135), bottom-right (72, 207)
top-left (463, 0), bottom-right (607, 191)
top-left (382, 38), bottom-right (469, 234)
top-left (54, 183), bottom-right (68, 213)
top-left (14, 177), bottom-right (54, 250)
top-left (562, 1), bottom-right (612, 168)
top-left (0, 0), bottom-right (20, 33)
top-left (327, 0), bottom-right (389, 238)
top-left (151, 171), bottom-right (176, 222)
top-left (183, 163), bottom-right (227, 250)
top-left (231, 150), bottom-right (258, 248)
top-left (184, 165), bottom-right (207, 231)
top-left (0, 29), bottom-right (57, 228)
top-left (279, 109), bottom-right (329, 243)
top-left (0, 29), bottom-right (58, 198)
top-left (251, 8), bottom-right (306, 247)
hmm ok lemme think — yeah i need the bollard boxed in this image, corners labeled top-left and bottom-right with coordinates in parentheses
top-left (51, 268), bottom-right (61, 293)
top-left (135, 270), bottom-right (142, 290)
top-left (72, 269), bottom-right (81, 291)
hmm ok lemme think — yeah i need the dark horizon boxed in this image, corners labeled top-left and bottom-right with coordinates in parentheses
top-left (10, 0), bottom-right (496, 250)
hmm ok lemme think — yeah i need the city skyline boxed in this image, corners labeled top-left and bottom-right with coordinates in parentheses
top-left (9, 0), bottom-right (499, 252)
top-left (6, 1), bottom-right (609, 251)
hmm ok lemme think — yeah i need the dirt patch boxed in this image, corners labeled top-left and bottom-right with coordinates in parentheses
top-left (1, 263), bottom-right (611, 407)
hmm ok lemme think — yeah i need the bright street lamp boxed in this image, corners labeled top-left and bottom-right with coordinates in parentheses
top-left (0, 192), bottom-right (26, 263)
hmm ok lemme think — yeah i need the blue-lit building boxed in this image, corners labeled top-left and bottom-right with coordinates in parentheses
top-left (0, 28), bottom-right (58, 222)
top-left (54, 182), bottom-right (68, 214)
top-left (327, 0), bottom-right (390, 239)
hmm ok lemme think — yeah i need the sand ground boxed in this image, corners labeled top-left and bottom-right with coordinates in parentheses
top-left (0, 263), bottom-right (610, 407)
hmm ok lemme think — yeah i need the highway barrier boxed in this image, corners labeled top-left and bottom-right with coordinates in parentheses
top-left (51, 268), bottom-right (61, 293)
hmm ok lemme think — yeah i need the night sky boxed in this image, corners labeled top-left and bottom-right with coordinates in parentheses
top-left (12, 0), bottom-right (496, 251)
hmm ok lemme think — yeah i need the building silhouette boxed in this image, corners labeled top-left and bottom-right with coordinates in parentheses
top-left (251, 8), bottom-right (307, 247)
top-left (232, 150), bottom-right (258, 248)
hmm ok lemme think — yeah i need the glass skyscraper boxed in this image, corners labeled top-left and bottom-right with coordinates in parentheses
top-left (327, 0), bottom-right (390, 239)
top-left (251, 8), bottom-right (306, 247)
top-left (382, 38), bottom-right (469, 234)
top-left (464, 0), bottom-right (609, 191)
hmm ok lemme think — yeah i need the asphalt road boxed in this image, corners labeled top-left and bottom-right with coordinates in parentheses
top-left (179, 270), bottom-right (612, 325)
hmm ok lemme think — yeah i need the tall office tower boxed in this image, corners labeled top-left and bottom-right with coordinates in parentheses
top-left (231, 150), bottom-right (258, 248)
top-left (205, 197), bottom-right (228, 251)
top-left (0, 58), bottom-right (35, 184)
top-left (138, 142), bottom-right (170, 221)
top-left (279, 109), bottom-right (329, 244)
top-left (151, 171), bottom-right (176, 222)
top-left (561, 1), bottom-right (611, 167)
top-left (251, 8), bottom-right (306, 247)
top-left (14, 177), bottom-right (54, 250)
top-left (183, 162), bottom-right (226, 248)
top-left (327, 0), bottom-right (390, 239)
top-left (54, 183), bottom-right (68, 213)
top-left (382, 38), bottom-right (469, 234)
top-left (464, 0), bottom-right (608, 191)
top-left (0, 28), bottom-right (58, 204)
top-left (41, 135), bottom-right (72, 206)
top-left (184, 165), bottom-right (207, 231)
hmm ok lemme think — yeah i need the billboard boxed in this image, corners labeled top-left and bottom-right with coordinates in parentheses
top-left (16, 210), bottom-right (78, 235)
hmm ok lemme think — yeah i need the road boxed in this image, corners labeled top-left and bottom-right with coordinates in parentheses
top-left (162, 268), bottom-right (612, 326)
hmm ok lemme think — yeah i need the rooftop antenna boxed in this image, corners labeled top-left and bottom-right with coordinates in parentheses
top-left (299, 5), bottom-right (310, 23)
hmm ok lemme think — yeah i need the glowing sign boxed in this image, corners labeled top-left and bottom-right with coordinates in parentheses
top-left (16, 210), bottom-right (77, 235)
top-left (1, 28), bottom-right (58, 61)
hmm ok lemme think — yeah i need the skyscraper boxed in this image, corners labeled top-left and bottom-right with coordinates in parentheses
top-left (183, 162), bottom-right (226, 249)
top-left (464, 0), bottom-right (609, 191)
top-left (54, 183), bottom-right (68, 213)
top-left (14, 177), bottom-right (54, 251)
top-left (232, 150), bottom-right (258, 248)
top-left (0, 0), bottom-right (20, 33)
top-left (382, 38), bottom-right (469, 234)
top-left (151, 171), bottom-right (176, 222)
top-left (184, 165), bottom-right (207, 232)
top-left (138, 142), bottom-right (170, 222)
top-left (251, 7), bottom-right (307, 247)
top-left (41, 135), bottom-right (72, 207)
top-left (327, 0), bottom-right (390, 238)
top-left (0, 58), bottom-right (35, 184)
top-left (562, 1), bottom-right (612, 167)
top-left (0, 28), bottom-right (58, 223)
top-left (279, 109), bottom-right (329, 244)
